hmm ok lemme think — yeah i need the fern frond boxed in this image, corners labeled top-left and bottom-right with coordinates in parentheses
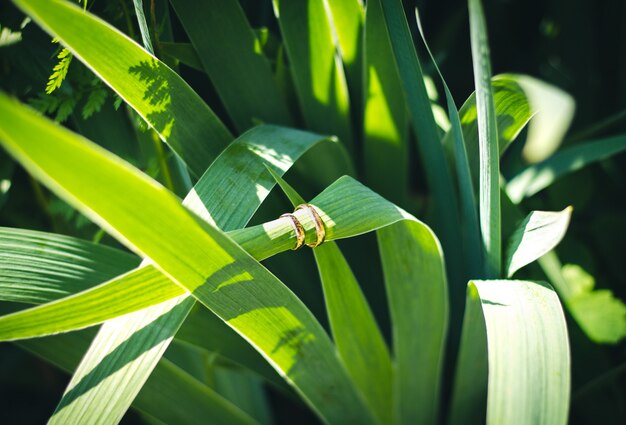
top-left (82, 85), bottom-right (108, 119)
top-left (45, 48), bottom-right (73, 94)
top-left (29, 93), bottom-right (60, 114)
top-left (54, 96), bottom-right (77, 122)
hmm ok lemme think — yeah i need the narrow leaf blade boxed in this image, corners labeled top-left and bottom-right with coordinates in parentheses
top-left (506, 134), bottom-right (626, 203)
top-left (469, 0), bottom-right (501, 277)
top-left (170, 0), bottom-right (293, 130)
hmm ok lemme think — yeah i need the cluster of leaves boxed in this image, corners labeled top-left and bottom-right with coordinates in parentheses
top-left (0, 0), bottom-right (625, 425)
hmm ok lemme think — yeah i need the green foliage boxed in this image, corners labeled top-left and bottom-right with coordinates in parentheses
top-left (0, 0), bottom-right (625, 424)
top-left (45, 47), bottom-right (73, 94)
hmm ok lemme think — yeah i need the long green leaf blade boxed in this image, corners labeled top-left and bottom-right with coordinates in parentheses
top-left (13, 0), bottom-right (232, 177)
top-left (270, 171), bottom-right (393, 425)
top-left (378, 221), bottom-right (448, 425)
top-left (378, 0), bottom-right (462, 285)
top-left (469, 0), bottom-right (500, 277)
top-left (18, 327), bottom-right (256, 425)
top-left (362, 0), bottom-right (408, 204)
top-left (506, 134), bottom-right (626, 203)
top-left (170, 0), bottom-right (292, 130)
top-left (415, 7), bottom-right (482, 279)
top-left (132, 0), bottom-right (154, 54)
top-left (479, 280), bottom-right (569, 424)
top-left (325, 0), bottom-right (364, 112)
top-left (451, 280), bottom-right (570, 425)
top-left (313, 243), bottom-right (393, 425)
top-left (51, 124), bottom-right (338, 425)
top-left (447, 75), bottom-right (532, 187)
top-left (0, 227), bottom-right (138, 304)
top-left (0, 267), bottom-right (182, 340)
top-left (0, 93), bottom-right (372, 424)
top-left (273, 0), bottom-right (353, 150)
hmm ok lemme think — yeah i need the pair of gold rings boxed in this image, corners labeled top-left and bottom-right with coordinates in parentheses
top-left (280, 203), bottom-right (326, 250)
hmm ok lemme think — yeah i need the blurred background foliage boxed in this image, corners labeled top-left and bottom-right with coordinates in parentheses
top-left (0, 0), bottom-right (625, 423)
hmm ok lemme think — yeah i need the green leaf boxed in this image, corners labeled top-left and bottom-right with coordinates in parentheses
top-left (252, 172), bottom-right (449, 425)
top-left (506, 134), bottom-right (626, 203)
top-left (170, 0), bottom-right (293, 130)
top-left (0, 124), bottom-right (338, 344)
top-left (0, 92), bottom-right (375, 425)
top-left (0, 266), bottom-right (182, 341)
top-left (270, 171), bottom-right (393, 425)
top-left (132, 0), bottom-right (154, 54)
top-left (504, 207), bottom-right (572, 277)
top-left (313, 242), bottom-right (393, 425)
top-left (13, 0), bottom-right (232, 177)
top-left (514, 75), bottom-right (575, 163)
top-left (0, 227), bottom-right (139, 304)
top-left (450, 280), bottom-right (570, 425)
top-left (415, 7), bottom-right (482, 279)
top-left (176, 305), bottom-right (286, 390)
top-left (46, 47), bottom-right (73, 94)
top-left (564, 264), bottom-right (626, 344)
top-left (325, 0), bottom-right (364, 110)
top-left (469, 0), bottom-right (500, 278)
top-left (378, 221), bottom-right (448, 425)
top-left (362, 0), bottom-right (409, 204)
top-left (273, 0), bottom-right (353, 150)
top-left (454, 76), bottom-right (531, 159)
top-left (51, 122), bottom-right (344, 424)
top-left (81, 84), bottom-right (108, 120)
top-left (538, 253), bottom-right (626, 344)
top-left (450, 73), bottom-right (574, 195)
top-left (18, 329), bottom-right (257, 425)
top-left (160, 42), bottom-right (204, 72)
top-left (379, 0), bottom-right (462, 286)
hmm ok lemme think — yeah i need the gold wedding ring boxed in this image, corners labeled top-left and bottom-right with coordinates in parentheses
top-left (295, 203), bottom-right (326, 248)
top-left (280, 213), bottom-right (305, 250)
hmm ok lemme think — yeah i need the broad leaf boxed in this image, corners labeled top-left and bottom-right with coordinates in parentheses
top-left (539, 253), bottom-right (626, 344)
top-left (450, 280), bottom-right (570, 425)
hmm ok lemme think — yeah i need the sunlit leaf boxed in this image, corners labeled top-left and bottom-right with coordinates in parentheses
top-left (469, 0), bottom-right (500, 278)
top-left (505, 207), bottom-right (572, 277)
top-left (450, 280), bottom-right (570, 425)
top-left (13, 0), bottom-right (232, 177)
top-left (506, 134), bottom-right (626, 203)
